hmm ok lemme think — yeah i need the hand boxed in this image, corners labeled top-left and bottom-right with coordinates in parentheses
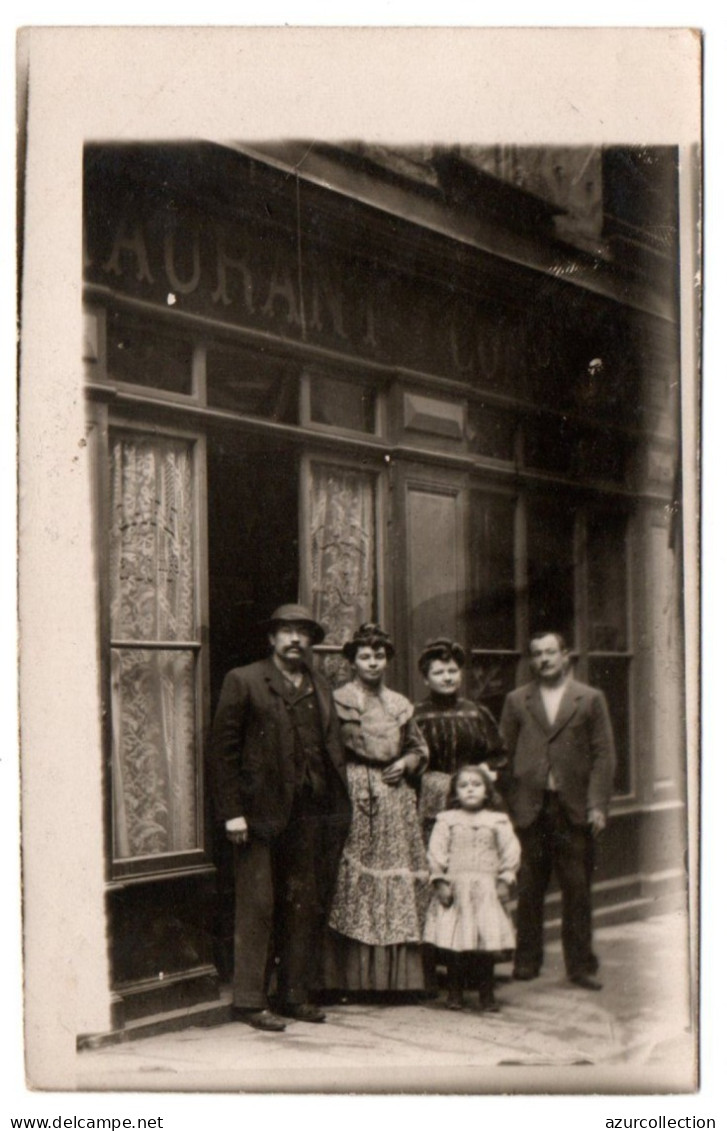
top-left (588, 808), bottom-right (607, 837)
top-left (496, 879), bottom-right (511, 904)
top-left (226, 816), bottom-right (249, 845)
top-left (382, 757), bottom-right (406, 785)
top-left (433, 880), bottom-right (454, 908)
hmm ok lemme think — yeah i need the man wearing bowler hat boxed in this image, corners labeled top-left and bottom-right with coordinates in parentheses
top-left (210, 604), bottom-right (351, 1031)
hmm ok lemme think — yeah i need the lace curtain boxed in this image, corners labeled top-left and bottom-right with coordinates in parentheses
top-left (109, 433), bottom-right (199, 860)
top-left (309, 462), bottom-right (376, 686)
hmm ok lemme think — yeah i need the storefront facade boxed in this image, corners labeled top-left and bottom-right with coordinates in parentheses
top-left (82, 141), bottom-right (687, 1030)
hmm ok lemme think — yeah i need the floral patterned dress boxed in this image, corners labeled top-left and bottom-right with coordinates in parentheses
top-left (424, 807), bottom-right (521, 953)
top-left (325, 681), bottom-right (430, 991)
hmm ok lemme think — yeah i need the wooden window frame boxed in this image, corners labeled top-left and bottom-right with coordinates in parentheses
top-left (90, 303), bottom-right (207, 408)
top-left (103, 414), bottom-right (210, 881)
top-left (299, 367), bottom-right (386, 442)
top-left (581, 508), bottom-right (636, 802)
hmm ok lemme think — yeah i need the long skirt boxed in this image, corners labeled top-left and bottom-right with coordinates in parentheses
top-left (325, 762), bottom-right (430, 991)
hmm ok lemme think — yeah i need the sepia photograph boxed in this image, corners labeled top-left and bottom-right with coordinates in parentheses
top-left (16, 24), bottom-right (703, 1100)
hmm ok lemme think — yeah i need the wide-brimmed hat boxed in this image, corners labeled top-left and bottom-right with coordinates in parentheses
top-left (417, 636), bottom-right (466, 675)
top-left (263, 604), bottom-right (326, 645)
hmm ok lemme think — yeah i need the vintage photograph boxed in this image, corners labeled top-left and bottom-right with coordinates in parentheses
top-left (17, 27), bottom-right (702, 1097)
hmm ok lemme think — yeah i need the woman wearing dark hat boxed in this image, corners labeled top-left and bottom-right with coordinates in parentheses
top-left (325, 624), bottom-right (431, 993)
top-left (414, 638), bottom-right (508, 843)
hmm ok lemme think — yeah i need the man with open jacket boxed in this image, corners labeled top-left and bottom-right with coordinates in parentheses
top-left (210, 604), bottom-right (351, 1031)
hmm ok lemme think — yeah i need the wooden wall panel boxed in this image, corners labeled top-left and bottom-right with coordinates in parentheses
top-left (405, 483), bottom-right (464, 697)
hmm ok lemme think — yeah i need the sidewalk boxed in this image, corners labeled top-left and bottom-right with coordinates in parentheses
top-left (76, 911), bottom-right (696, 1094)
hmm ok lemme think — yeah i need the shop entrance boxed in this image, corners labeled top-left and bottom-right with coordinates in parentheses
top-left (207, 430), bottom-right (300, 708)
top-left (206, 429), bottom-right (300, 978)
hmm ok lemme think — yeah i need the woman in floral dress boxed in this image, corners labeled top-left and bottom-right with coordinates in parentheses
top-left (325, 624), bottom-right (430, 993)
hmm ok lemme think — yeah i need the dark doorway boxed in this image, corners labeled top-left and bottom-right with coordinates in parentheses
top-left (207, 430), bottom-right (300, 707)
top-left (205, 429), bottom-right (299, 978)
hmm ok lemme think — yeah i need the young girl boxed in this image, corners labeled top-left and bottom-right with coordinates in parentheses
top-left (424, 765), bottom-right (521, 1012)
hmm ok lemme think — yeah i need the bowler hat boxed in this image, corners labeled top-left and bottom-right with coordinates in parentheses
top-left (264, 604), bottom-right (326, 645)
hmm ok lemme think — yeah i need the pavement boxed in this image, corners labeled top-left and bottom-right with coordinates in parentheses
top-left (76, 911), bottom-right (696, 1094)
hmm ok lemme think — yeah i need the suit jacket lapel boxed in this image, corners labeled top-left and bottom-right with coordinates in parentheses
top-left (263, 657), bottom-right (285, 699)
top-left (548, 680), bottom-right (581, 739)
top-left (525, 683), bottom-right (551, 735)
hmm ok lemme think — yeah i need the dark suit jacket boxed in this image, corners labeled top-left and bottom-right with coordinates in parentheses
top-left (500, 678), bottom-right (616, 830)
top-left (210, 659), bottom-right (352, 874)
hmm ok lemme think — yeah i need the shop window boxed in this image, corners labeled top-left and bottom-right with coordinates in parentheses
top-left (206, 345), bottom-right (298, 422)
top-left (469, 653), bottom-right (520, 726)
top-left (305, 460), bottom-right (378, 686)
top-left (586, 512), bottom-right (629, 651)
top-left (107, 312), bottom-right (194, 395)
top-left (468, 491), bottom-right (517, 719)
top-left (585, 510), bottom-right (632, 795)
top-left (304, 370), bottom-right (378, 435)
top-left (588, 656), bottom-right (632, 796)
top-left (526, 498), bottom-right (576, 644)
top-left (109, 429), bottom-right (203, 867)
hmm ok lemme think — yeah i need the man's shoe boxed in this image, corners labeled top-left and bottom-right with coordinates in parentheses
top-left (445, 990), bottom-right (465, 1011)
top-left (232, 1008), bottom-right (287, 1031)
top-left (279, 1003), bottom-right (327, 1023)
top-left (569, 972), bottom-right (602, 991)
top-left (512, 965), bottom-right (539, 981)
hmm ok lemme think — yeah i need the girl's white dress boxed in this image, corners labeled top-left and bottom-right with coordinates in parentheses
top-left (424, 807), bottom-right (521, 953)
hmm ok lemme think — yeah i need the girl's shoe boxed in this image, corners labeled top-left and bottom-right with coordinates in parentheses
top-left (478, 989), bottom-right (501, 1013)
top-left (445, 990), bottom-right (464, 1010)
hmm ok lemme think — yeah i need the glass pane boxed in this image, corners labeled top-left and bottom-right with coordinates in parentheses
top-left (206, 345), bottom-right (298, 422)
top-left (309, 463), bottom-right (376, 647)
top-left (111, 648), bottom-right (199, 859)
top-left (470, 652), bottom-right (519, 724)
top-left (588, 656), bottom-right (631, 796)
top-left (527, 498), bottom-right (575, 644)
top-left (309, 373), bottom-right (376, 433)
top-left (468, 492), bottom-right (515, 649)
top-left (107, 312), bottom-right (193, 394)
top-left (109, 433), bottom-right (196, 642)
top-left (587, 512), bottom-right (629, 651)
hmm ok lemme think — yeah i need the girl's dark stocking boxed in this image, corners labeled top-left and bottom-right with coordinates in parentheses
top-left (477, 954), bottom-right (499, 1012)
top-left (445, 951), bottom-right (465, 1010)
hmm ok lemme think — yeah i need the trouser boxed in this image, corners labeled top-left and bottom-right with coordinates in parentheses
top-left (515, 792), bottom-right (595, 978)
top-left (232, 789), bottom-right (327, 1009)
